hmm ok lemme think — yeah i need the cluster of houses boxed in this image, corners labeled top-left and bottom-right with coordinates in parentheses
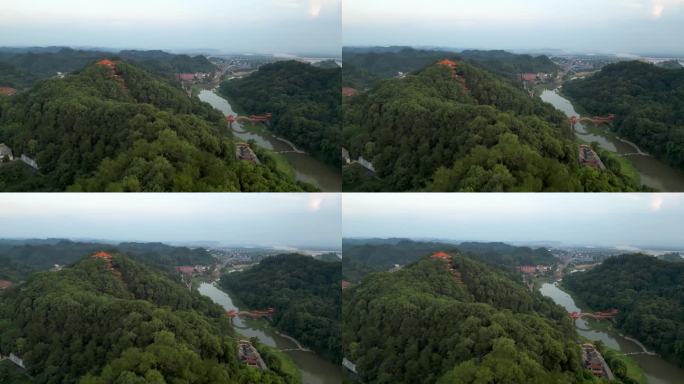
top-left (175, 265), bottom-right (211, 278)
top-left (342, 87), bottom-right (358, 97)
top-left (579, 144), bottom-right (606, 170)
top-left (235, 143), bottom-right (260, 164)
top-left (581, 343), bottom-right (615, 380)
top-left (0, 143), bottom-right (39, 169)
top-left (520, 72), bottom-right (551, 84)
top-left (238, 340), bottom-right (267, 370)
top-left (0, 352), bottom-right (25, 369)
top-left (0, 280), bottom-right (13, 290)
top-left (175, 72), bottom-right (212, 83)
top-left (0, 86), bottom-right (17, 97)
top-left (517, 265), bottom-right (552, 276)
top-left (342, 147), bottom-right (376, 174)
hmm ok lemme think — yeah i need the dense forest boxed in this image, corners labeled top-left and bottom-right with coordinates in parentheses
top-left (342, 239), bottom-right (558, 283)
top-left (0, 62), bottom-right (35, 90)
top-left (564, 254), bottom-right (684, 368)
top-left (342, 58), bottom-right (643, 191)
top-left (0, 253), bottom-right (297, 383)
top-left (0, 48), bottom-right (215, 83)
top-left (564, 61), bottom-right (684, 170)
top-left (0, 240), bottom-right (215, 282)
top-left (220, 254), bottom-right (341, 363)
top-left (0, 60), bottom-right (306, 191)
top-left (219, 61), bottom-right (341, 167)
top-left (343, 252), bottom-right (602, 383)
top-left (342, 47), bottom-right (557, 89)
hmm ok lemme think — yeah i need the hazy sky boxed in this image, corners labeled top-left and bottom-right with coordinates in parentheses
top-left (343, 194), bottom-right (684, 248)
top-left (0, 0), bottom-right (341, 55)
top-left (0, 194), bottom-right (341, 248)
top-left (344, 0), bottom-right (684, 55)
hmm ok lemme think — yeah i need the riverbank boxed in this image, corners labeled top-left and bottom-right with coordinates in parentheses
top-left (540, 281), bottom-right (684, 383)
top-left (197, 89), bottom-right (342, 191)
top-left (198, 282), bottom-right (342, 384)
top-left (540, 88), bottom-right (684, 191)
top-left (252, 339), bottom-right (302, 383)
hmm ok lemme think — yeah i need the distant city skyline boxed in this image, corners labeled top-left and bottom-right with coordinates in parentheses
top-left (0, 194), bottom-right (342, 248)
top-left (344, 0), bottom-right (684, 55)
top-left (343, 194), bottom-right (684, 248)
top-left (0, 0), bottom-right (341, 55)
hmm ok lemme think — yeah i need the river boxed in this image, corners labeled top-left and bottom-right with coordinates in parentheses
top-left (197, 90), bottom-right (342, 192)
top-left (198, 282), bottom-right (342, 384)
top-left (540, 89), bottom-right (684, 191)
top-left (539, 282), bottom-right (684, 384)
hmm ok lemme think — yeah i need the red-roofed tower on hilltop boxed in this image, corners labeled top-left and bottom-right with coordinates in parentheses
top-left (96, 59), bottom-right (115, 67)
top-left (431, 251), bottom-right (450, 260)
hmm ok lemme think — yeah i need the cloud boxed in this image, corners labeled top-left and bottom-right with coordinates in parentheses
top-left (308, 194), bottom-right (324, 211)
top-left (650, 195), bottom-right (665, 210)
top-left (310, 0), bottom-right (322, 17)
top-left (650, 0), bottom-right (684, 18)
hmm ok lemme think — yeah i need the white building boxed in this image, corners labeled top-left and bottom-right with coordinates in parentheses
top-left (0, 143), bottom-right (13, 161)
top-left (21, 154), bottom-right (39, 170)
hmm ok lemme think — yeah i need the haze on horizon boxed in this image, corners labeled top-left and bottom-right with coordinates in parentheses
top-left (0, 194), bottom-right (342, 249)
top-left (0, 0), bottom-right (341, 56)
top-left (344, 0), bottom-right (684, 55)
top-left (343, 194), bottom-right (684, 248)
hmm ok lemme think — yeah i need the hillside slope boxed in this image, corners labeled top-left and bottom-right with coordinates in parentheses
top-left (0, 60), bottom-right (305, 191)
top-left (0, 252), bottom-right (297, 383)
top-left (342, 252), bottom-right (592, 383)
top-left (342, 240), bottom-right (558, 283)
top-left (342, 59), bottom-right (642, 192)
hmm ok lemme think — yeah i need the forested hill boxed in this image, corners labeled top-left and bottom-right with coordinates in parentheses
top-left (564, 254), bottom-right (684, 368)
top-left (563, 61), bottom-right (684, 170)
top-left (0, 48), bottom-right (216, 84)
top-left (342, 239), bottom-right (557, 282)
top-left (0, 240), bottom-right (215, 284)
top-left (220, 254), bottom-right (342, 363)
top-left (459, 49), bottom-right (557, 79)
top-left (219, 61), bottom-right (341, 167)
top-left (0, 253), bottom-right (296, 383)
top-left (342, 59), bottom-right (642, 191)
top-left (342, 47), bottom-right (558, 89)
top-left (342, 252), bottom-right (592, 383)
top-left (0, 60), bottom-right (305, 191)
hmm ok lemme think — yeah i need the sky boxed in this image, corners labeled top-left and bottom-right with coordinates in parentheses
top-left (343, 193), bottom-right (684, 248)
top-left (0, 0), bottom-right (341, 55)
top-left (344, 0), bottom-right (684, 55)
top-left (0, 193), bottom-right (341, 249)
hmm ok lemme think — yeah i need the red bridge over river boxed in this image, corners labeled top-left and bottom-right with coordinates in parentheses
top-left (570, 114), bottom-right (615, 127)
top-left (227, 308), bottom-right (275, 320)
top-left (569, 308), bottom-right (619, 320)
top-left (226, 113), bottom-right (272, 128)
